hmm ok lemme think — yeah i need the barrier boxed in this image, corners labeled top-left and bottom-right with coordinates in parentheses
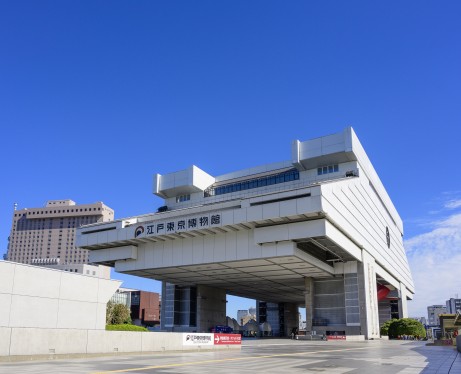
top-left (0, 329), bottom-right (240, 361)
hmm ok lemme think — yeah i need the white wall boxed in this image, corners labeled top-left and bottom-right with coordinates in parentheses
top-left (0, 329), bottom-right (240, 358)
top-left (320, 177), bottom-right (414, 294)
top-left (0, 261), bottom-right (121, 330)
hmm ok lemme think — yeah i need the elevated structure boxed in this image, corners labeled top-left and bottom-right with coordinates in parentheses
top-left (77, 127), bottom-right (414, 338)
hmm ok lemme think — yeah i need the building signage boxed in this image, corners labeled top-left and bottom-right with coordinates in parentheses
top-left (183, 333), bottom-right (214, 346)
top-left (134, 213), bottom-right (222, 238)
top-left (327, 335), bottom-right (346, 341)
top-left (213, 333), bottom-right (242, 345)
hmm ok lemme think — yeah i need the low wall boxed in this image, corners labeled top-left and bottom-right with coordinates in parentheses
top-left (0, 328), bottom-right (240, 360)
top-left (0, 261), bottom-right (121, 331)
top-left (346, 335), bottom-right (365, 341)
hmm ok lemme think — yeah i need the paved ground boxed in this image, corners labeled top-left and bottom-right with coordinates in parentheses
top-left (1, 339), bottom-right (460, 373)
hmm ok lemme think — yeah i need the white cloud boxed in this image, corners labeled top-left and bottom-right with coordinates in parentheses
top-left (444, 199), bottom-right (461, 209)
top-left (405, 213), bottom-right (461, 318)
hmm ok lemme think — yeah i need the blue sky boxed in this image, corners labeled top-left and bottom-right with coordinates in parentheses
top-left (1, 1), bottom-right (460, 320)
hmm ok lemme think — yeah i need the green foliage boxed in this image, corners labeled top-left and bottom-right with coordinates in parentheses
top-left (106, 301), bottom-right (132, 325)
top-left (106, 324), bottom-right (148, 332)
top-left (381, 318), bottom-right (426, 339)
top-left (380, 319), bottom-right (397, 336)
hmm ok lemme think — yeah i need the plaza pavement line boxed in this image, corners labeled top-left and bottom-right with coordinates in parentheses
top-left (92, 347), bottom-right (370, 374)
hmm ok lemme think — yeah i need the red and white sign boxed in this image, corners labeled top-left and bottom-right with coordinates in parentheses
top-left (214, 333), bottom-right (242, 345)
top-left (327, 335), bottom-right (346, 340)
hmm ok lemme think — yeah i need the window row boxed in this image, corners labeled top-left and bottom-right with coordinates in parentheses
top-left (14, 207), bottom-right (102, 217)
top-left (317, 164), bottom-right (339, 175)
top-left (176, 194), bottom-right (191, 203)
top-left (204, 169), bottom-right (300, 197)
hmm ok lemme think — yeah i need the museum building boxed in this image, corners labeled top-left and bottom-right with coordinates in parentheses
top-left (76, 127), bottom-right (414, 339)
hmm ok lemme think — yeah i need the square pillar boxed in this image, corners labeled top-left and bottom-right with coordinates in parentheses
top-left (304, 277), bottom-right (314, 333)
top-left (358, 250), bottom-right (380, 339)
top-left (398, 282), bottom-right (409, 318)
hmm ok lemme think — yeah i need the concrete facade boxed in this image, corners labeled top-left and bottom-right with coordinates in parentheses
top-left (6, 200), bottom-right (114, 265)
top-left (77, 128), bottom-right (414, 339)
top-left (0, 261), bottom-right (238, 359)
top-left (0, 260), bottom-right (122, 358)
top-left (0, 261), bottom-right (120, 331)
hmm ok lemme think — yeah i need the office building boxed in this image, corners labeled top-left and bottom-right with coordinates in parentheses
top-left (7, 200), bottom-right (113, 265)
top-left (110, 288), bottom-right (161, 327)
top-left (446, 298), bottom-right (461, 314)
top-left (130, 290), bottom-right (161, 327)
top-left (31, 259), bottom-right (111, 279)
top-left (110, 288), bottom-right (132, 308)
top-left (237, 310), bottom-right (250, 324)
top-left (427, 305), bottom-right (447, 326)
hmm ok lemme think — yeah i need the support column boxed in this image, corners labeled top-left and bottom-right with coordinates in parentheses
top-left (196, 285), bottom-right (227, 332)
top-left (398, 282), bottom-right (408, 318)
top-left (160, 281), bottom-right (174, 331)
top-left (283, 303), bottom-right (299, 337)
top-left (358, 250), bottom-right (380, 339)
top-left (304, 277), bottom-right (314, 334)
top-left (160, 282), bottom-right (226, 332)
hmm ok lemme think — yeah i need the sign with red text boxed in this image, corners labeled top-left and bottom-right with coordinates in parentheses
top-left (214, 333), bottom-right (242, 345)
top-left (327, 335), bottom-right (346, 341)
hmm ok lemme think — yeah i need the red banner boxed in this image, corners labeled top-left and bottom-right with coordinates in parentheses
top-left (327, 335), bottom-right (346, 340)
top-left (214, 333), bottom-right (242, 345)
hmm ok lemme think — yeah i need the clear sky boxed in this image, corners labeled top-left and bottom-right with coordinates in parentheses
top-left (1, 1), bottom-right (460, 320)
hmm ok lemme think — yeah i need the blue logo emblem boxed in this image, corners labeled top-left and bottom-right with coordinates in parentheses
top-left (135, 226), bottom-right (144, 238)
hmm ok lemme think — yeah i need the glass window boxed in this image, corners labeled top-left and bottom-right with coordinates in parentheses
top-left (206, 168), bottom-right (299, 197)
top-left (318, 164), bottom-right (339, 175)
top-left (176, 194), bottom-right (191, 203)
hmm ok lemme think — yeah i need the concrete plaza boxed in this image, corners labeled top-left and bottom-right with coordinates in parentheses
top-left (1, 339), bottom-right (460, 373)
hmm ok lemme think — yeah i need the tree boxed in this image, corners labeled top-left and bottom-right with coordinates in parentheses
top-left (383, 318), bottom-right (426, 339)
top-left (106, 301), bottom-right (132, 325)
top-left (380, 319), bottom-right (397, 336)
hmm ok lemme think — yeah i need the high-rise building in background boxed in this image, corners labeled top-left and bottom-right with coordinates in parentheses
top-left (237, 309), bottom-right (249, 323)
top-left (237, 308), bottom-right (256, 326)
top-left (427, 305), bottom-right (447, 326)
top-left (445, 298), bottom-right (461, 314)
top-left (6, 200), bottom-right (114, 265)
